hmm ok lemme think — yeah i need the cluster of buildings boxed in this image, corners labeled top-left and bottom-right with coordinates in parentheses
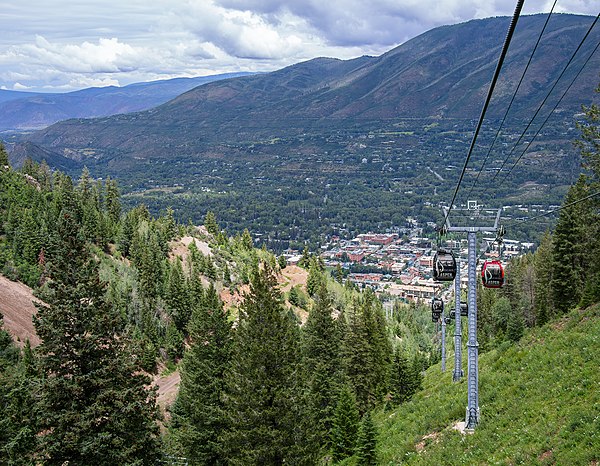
top-left (298, 231), bottom-right (536, 303)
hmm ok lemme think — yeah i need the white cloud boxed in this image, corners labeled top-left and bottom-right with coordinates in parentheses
top-left (0, 0), bottom-right (597, 92)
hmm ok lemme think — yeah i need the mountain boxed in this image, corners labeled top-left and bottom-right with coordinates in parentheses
top-left (0, 72), bottom-right (253, 131)
top-left (21, 14), bottom-right (599, 154)
top-left (8, 14), bottom-right (600, 242)
top-left (0, 89), bottom-right (45, 105)
top-left (374, 304), bottom-right (600, 464)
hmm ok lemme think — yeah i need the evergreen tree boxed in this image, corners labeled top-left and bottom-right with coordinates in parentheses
top-left (344, 291), bottom-right (393, 412)
top-left (170, 285), bottom-right (232, 465)
top-left (551, 179), bottom-right (586, 314)
top-left (204, 210), bottom-right (219, 236)
top-left (389, 347), bottom-right (415, 404)
top-left (104, 176), bottom-right (121, 225)
top-left (331, 383), bottom-right (360, 463)
top-left (0, 335), bottom-right (37, 464)
top-left (506, 307), bottom-right (525, 342)
top-left (335, 263), bottom-right (344, 283)
top-left (278, 254), bottom-right (287, 270)
top-left (222, 263), bottom-right (311, 465)
top-left (241, 228), bottom-right (253, 251)
top-left (306, 259), bottom-right (323, 297)
top-left (33, 210), bottom-right (161, 464)
top-left (356, 411), bottom-right (378, 466)
top-left (165, 257), bottom-right (192, 332)
top-left (408, 355), bottom-right (424, 396)
top-left (533, 231), bottom-right (553, 325)
top-left (298, 246), bottom-right (310, 269)
top-left (302, 283), bottom-right (343, 453)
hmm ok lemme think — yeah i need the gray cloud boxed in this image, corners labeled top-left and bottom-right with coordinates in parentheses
top-left (0, 0), bottom-right (597, 92)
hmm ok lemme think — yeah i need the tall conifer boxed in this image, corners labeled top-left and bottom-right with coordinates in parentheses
top-left (33, 210), bottom-right (160, 464)
top-left (331, 383), bottom-right (360, 462)
top-left (170, 284), bottom-right (232, 465)
top-left (302, 283), bottom-right (343, 453)
top-left (222, 263), bottom-right (310, 465)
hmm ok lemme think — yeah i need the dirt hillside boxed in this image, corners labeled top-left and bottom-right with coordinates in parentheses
top-left (0, 274), bottom-right (40, 347)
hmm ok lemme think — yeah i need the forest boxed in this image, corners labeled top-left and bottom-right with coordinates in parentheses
top-left (0, 86), bottom-right (598, 464)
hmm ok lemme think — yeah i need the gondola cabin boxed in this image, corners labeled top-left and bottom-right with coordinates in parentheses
top-left (432, 249), bottom-right (457, 281)
top-left (481, 260), bottom-right (504, 288)
top-left (431, 298), bottom-right (443, 322)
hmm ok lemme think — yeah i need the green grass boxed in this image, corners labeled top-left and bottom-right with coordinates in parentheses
top-left (375, 305), bottom-right (600, 465)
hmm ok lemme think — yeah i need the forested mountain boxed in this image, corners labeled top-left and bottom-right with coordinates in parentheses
top-left (0, 81), bottom-right (599, 462)
top-left (0, 141), bottom-right (434, 463)
top-left (0, 72), bottom-right (252, 131)
top-left (8, 14), bottom-right (598, 246)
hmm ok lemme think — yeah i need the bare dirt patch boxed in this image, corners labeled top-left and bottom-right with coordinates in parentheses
top-left (220, 284), bottom-right (249, 309)
top-left (169, 235), bottom-right (213, 268)
top-left (0, 274), bottom-right (40, 347)
top-left (415, 431), bottom-right (441, 453)
top-left (279, 265), bottom-right (308, 293)
top-left (154, 369), bottom-right (181, 418)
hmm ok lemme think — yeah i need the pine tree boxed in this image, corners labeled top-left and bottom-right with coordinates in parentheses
top-left (0, 141), bottom-right (10, 169)
top-left (335, 263), bottom-right (344, 283)
top-left (241, 228), bottom-right (253, 251)
top-left (306, 259), bottom-right (323, 296)
top-left (0, 333), bottom-right (37, 464)
top-left (533, 231), bottom-right (553, 325)
top-left (170, 284), bottom-right (232, 465)
top-left (222, 263), bottom-right (311, 465)
top-left (204, 210), bottom-right (219, 236)
top-left (552, 179), bottom-right (586, 314)
top-left (33, 210), bottom-right (161, 464)
top-left (278, 254), bottom-right (287, 270)
top-left (104, 176), bottom-right (121, 225)
top-left (302, 283), bottom-right (343, 453)
top-left (331, 383), bottom-right (360, 463)
top-left (356, 411), bottom-right (378, 466)
top-left (344, 291), bottom-right (393, 412)
top-left (389, 347), bottom-right (413, 404)
top-left (165, 257), bottom-right (192, 332)
top-left (299, 246), bottom-right (310, 269)
top-left (408, 354), bottom-right (424, 396)
top-left (506, 307), bottom-right (525, 342)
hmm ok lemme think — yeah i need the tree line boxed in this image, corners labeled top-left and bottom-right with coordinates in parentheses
top-left (0, 144), bottom-right (429, 464)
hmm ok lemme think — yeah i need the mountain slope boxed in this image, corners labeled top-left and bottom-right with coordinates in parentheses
top-left (0, 275), bottom-right (40, 347)
top-left (374, 305), bottom-right (600, 465)
top-left (22, 14), bottom-right (599, 159)
top-left (0, 72), bottom-right (253, 131)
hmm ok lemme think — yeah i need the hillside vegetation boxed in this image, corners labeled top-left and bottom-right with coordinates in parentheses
top-left (374, 304), bottom-right (600, 465)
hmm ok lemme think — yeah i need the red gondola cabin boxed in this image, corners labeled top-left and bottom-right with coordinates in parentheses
top-left (481, 260), bottom-right (504, 288)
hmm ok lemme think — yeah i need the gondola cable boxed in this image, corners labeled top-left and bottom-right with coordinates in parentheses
top-left (464, 1), bottom-right (558, 201)
top-left (510, 189), bottom-right (600, 227)
top-left (441, 0), bottom-right (525, 228)
top-left (497, 36), bottom-right (600, 185)
top-left (491, 12), bottom-right (600, 183)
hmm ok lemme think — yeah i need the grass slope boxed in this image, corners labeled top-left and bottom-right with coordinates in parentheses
top-left (375, 305), bottom-right (600, 465)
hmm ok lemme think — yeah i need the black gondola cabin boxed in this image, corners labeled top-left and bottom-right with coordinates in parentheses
top-left (433, 249), bottom-right (457, 281)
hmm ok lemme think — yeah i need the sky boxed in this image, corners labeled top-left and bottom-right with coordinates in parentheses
top-left (0, 0), bottom-right (597, 93)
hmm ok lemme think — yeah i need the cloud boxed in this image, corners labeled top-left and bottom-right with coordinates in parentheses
top-left (13, 82), bottom-right (31, 90)
top-left (18, 36), bottom-right (147, 73)
top-left (0, 0), bottom-right (597, 92)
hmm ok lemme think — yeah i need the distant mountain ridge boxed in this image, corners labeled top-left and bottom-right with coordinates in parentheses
top-left (18, 14), bottom-right (599, 164)
top-left (0, 72), bottom-right (253, 131)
